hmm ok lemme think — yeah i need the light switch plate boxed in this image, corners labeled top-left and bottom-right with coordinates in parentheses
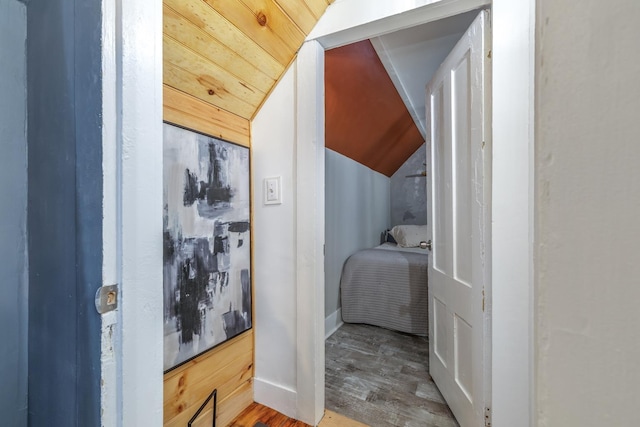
top-left (264, 176), bottom-right (282, 205)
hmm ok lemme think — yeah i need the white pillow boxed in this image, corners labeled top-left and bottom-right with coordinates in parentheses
top-left (390, 225), bottom-right (429, 248)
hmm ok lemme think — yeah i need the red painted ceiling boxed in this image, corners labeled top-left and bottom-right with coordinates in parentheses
top-left (325, 40), bottom-right (424, 177)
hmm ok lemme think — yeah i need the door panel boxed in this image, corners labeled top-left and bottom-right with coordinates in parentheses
top-left (432, 79), bottom-right (452, 275)
top-left (426, 10), bottom-right (491, 427)
top-left (452, 51), bottom-right (473, 286)
top-left (433, 296), bottom-right (449, 367)
top-left (454, 314), bottom-right (473, 401)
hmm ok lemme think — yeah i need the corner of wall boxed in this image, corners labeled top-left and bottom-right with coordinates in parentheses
top-left (251, 65), bottom-right (298, 403)
top-left (253, 378), bottom-right (297, 419)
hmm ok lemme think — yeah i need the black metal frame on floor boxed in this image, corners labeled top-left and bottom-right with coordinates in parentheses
top-left (188, 388), bottom-right (217, 427)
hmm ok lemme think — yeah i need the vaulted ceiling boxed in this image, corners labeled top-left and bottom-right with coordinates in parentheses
top-left (325, 40), bottom-right (425, 177)
top-left (163, 0), bottom-right (333, 122)
top-left (324, 10), bottom-right (479, 177)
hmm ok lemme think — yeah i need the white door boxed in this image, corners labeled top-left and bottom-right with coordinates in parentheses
top-left (425, 10), bottom-right (491, 427)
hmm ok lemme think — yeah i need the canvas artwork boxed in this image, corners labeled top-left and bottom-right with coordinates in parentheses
top-left (163, 123), bottom-right (252, 371)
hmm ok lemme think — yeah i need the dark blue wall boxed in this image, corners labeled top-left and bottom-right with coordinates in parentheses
top-left (27, 0), bottom-right (103, 425)
top-left (0, 1), bottom-right (28, 426)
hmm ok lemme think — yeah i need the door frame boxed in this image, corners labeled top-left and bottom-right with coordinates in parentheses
top-left (297, 0), bottom-right (535, 425)
top-left (101, 0), bottom-right (164, 425)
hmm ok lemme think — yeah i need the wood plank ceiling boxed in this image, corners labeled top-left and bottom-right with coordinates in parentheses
top-left (325, 40), bottom-right (425, 177)
top-left (163, 0), bottom-right (333, 123)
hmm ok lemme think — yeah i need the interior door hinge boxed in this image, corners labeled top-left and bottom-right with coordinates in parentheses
top-left (485, 406), bottom-right (492, 427)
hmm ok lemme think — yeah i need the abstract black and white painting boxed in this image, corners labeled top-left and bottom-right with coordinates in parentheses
top-left (163, 123), bottom-right (251, 371)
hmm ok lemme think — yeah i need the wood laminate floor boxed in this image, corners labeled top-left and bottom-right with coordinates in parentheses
top-left (325, 323), bottom-right (459, 427)
top-left (230, 402), bottom-right (365, 427)
top-left (230, 402), bottom-right (309, 427)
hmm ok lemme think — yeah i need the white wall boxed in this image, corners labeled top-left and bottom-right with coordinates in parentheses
top-left (0, 1), bottom-right (28, 425)
top-left (325, 149), bottom-right (390, 326)
top-left (535, 1), bottom-right (640, 425)
top-left (390, 143), bottom-right (427, 226)
top-left (100, 0), bottom-right (164, 423)
top-left (294, 42), bottom-right (326, 424)
top-left (491, 0), bottom-right (535, 425)
top-left (252, 66), bottom-right (299, 417)
top-left (312, 0), bottom-right (435, 36)
top-left (371, 12), bottom-right (474, 137)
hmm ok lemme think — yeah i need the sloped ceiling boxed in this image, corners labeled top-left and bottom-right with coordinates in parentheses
top-left (371, 10), bottom-right (479, 138)
top-left (163, 0), bottom-right (333, 121)
top-left (325, 10), bottom-right (481, 177)
top-left (325, 40), bottom-right (424, 177)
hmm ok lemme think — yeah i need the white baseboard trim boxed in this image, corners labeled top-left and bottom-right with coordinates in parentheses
top-left (253, 377), bottom-right (297, 420)
top-left (325, 308), bottom-right (343, 340)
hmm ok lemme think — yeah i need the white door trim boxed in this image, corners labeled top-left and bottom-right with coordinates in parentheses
top-left (294, 40), bottom-right (326, 426)
top-left (491, 2), bottom-right (536, 425)
top-left (309, 0), bottom-right (491, 49)
top-left (298, 1), bottom-right (535, 426)
top-left (101, 0), bottom-right (164, 425)
top-left (100, 0), bottom-right (118, 423)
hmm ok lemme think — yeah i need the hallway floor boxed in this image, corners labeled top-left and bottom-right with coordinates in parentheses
top-left (325, 323), bottom-right (458, 427)
top-left (231, 402), bottom-right (365, 426)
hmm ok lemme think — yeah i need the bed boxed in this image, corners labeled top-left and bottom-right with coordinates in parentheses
top-left (340, 225), bottom-right (429, 336)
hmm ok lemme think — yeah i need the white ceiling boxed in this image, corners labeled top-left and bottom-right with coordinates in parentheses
top-left (371, 10), bottom-right (481, 138)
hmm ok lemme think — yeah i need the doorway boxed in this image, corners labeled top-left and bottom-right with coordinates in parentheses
top-left (322, 8), bottom-right (486, 426)
top-left (294, 0), bottom-right (535, 425)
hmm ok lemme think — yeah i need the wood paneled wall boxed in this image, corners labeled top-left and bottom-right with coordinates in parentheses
top-left (163, 85), bottom-right (251, 147)
top-left (163, 331), bottom-right (254, 427)
top-left (163, 0), bottom-right (333, 121)
top-left (162, 86), bottom-right (253, 427)
top-left (163, 1), bottom-right (333, 425)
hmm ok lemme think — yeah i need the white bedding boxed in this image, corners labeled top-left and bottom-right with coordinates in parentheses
top-left (374, 242), bottom-right (429, 255)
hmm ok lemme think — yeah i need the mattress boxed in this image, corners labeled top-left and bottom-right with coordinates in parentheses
top-left (375, 242), bottom-right (429, 255)
top-left (340, 244), bottom-right (428, 335)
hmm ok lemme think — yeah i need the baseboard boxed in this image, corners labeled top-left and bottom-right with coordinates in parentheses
top-left (325, 308), bottom-right (343, 340)
top-left (253, 378), bottom-right (297, 420)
